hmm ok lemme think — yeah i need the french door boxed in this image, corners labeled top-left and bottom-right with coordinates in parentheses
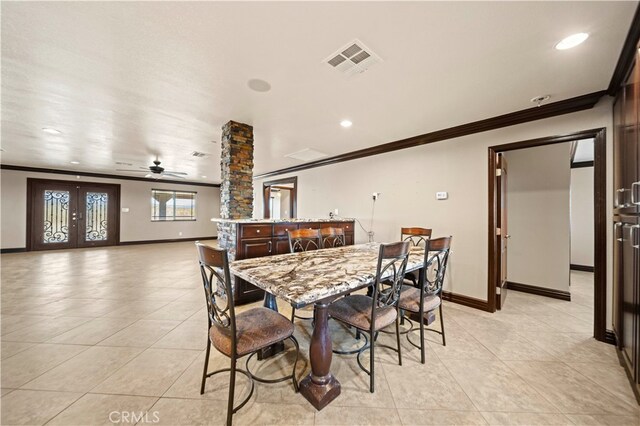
top-left (27, 179), bottom-right (120, 251)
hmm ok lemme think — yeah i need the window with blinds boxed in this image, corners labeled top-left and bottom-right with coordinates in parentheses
top-left (151, 189), bottom-right (196, 221)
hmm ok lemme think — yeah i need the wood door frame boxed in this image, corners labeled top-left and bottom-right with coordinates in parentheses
top-left (27, 178), bottom-right (121, 251)
top-left (487, 128), bottom-right (608, 342)
top-left (263, 176), bottom-right (297, 219)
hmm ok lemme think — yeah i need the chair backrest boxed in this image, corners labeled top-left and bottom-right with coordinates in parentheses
top-left (321, 227), bottom-right (346, 248)
top-left (401, 227), bottom-right (432, 247)
top-left (371, 241), bottom-right (411, 324)
top-left (288, 228), bottom-right (322, 253)
top-left (421, 236), bottom-right (452, 296)
top-left (195, 242), bottom-right (236, 342)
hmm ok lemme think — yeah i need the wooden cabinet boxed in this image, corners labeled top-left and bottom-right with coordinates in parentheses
top-left (232, 220), bottom-right (355, 304)
top-left (612, 40), bottom-right (640, 401)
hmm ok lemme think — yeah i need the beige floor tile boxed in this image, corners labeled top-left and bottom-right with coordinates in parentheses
top-left (480, 412), bottom-right (573, 425)
top-left (1, 343), bottom-right (89, 388)
top-left (21, 345), bottom-right (143, 392)
top-left (1, 315), bottom-right (52, 335)
top-left (0, 341), bottom-right (35, 359)
top-left (152, 320), bottom-right (207, 350)
top-left (48, 317), bottom-right (136, 345)
top-left (566, 361), bottom-right (639, 408)
top-left (1, 316), bottom-right (92, 343)
top-left (315, 406), bottom-right (401, 425)
top-left (0, 389), bottom-right (82, 425)
top-left (519, 332), bottom-right (619, 365)
top-left (47, 393), bottom-right (159, 426)
top-left (504, 361), bottom-right (639, 416)
top-left (1, 388), bottom-right (15, 396)
top-left (442, 358), bottom-right (557, 413)
top-left (234, 401), bottom-right (316, 426)
top-left (470, 328), bottom-right (558, 361)
top-left (97, 319), bottom-right (180, 347)
top-left (101, 300), bottom-right (171, 319)
top-left (385, 357), bottom-right (476, 411)
top-left (92, 348), bottom-right (201, 396)
top-left (565, 414), bottom-right (640, 425)
top-left (148, 397), bottom-right (229, 425)
top-left (397, 409), bottom-right (488, 425)
top-left (145, 300), bottom-right (203, 321)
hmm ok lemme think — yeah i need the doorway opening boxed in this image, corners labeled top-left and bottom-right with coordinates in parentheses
top-left (27, 178), bottom-right (121, 251)
top-left (487, 128), bottom-right (608, 342)
top-left (263, 177), bottom-right (297, 219)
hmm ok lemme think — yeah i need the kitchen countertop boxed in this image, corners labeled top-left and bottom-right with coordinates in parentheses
top-left (210, 217), bottom-right (355, 223)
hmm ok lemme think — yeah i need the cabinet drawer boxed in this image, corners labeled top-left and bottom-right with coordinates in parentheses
top-left (240, 224), bottom-right (272, 238)
top-left (274, 223), bottom-right (298, 237)
top-left (335, 222), bottom-right (354, 233)
top-left (297, 222), bottom-right (321, 230)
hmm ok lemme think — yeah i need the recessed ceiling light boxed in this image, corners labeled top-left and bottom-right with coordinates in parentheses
top-left (247, 79), bottom-right (271, 92)
top-left (70, 161), bottom-right (80, 165)
top-left (555, 33), bottom-right (589, 50)
top-left (340, 120), bottom-right (353, 128)
top-left (42, 127), bottom-right (62, 135)
top-left (201, 175), bottom-right (207, 178)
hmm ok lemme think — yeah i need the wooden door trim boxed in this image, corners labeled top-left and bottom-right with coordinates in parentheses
top-left (26, 178), bottom-right (121, 251)
top-left (487, 128), bottom-right (608, 342)
top-left (262, 176), bottom-right (297, 219)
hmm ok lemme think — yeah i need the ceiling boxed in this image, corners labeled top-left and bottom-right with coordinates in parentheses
top-left (1, 1), bottom-right (635, 183)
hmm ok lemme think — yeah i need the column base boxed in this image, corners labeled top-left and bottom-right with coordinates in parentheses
top-left (299, 373), bottom-right (341, 410)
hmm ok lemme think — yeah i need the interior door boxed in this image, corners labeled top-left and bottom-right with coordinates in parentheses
top-left (28, 179), bottom-right (120, 251)
top-left (496, 153), bottom-right (509, 309)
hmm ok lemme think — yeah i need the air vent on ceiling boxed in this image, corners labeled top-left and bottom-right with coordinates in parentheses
top-left (285, 148), bottom-right (328, 162)
top-left (324, 39), bottom-right (382, 77)
top-left (115, 161), bottom-right (133, 166)
top-left (191, 151), bottom-right (208, 158)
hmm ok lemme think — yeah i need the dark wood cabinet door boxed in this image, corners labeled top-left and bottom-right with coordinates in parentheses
top-left (240, 238), bottom-right (273, 259)
top-left (620, 220), bottom-right (639, 377)
top-left (273, 238), bottom-right (291, 255)
top-left (622, 66), bottom-right (639, 213)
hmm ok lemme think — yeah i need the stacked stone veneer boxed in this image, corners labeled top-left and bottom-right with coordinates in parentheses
top-left (218, 120), bottom-right (254, 261)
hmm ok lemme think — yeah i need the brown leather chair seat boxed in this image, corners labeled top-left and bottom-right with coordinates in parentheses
top-left (397, 285), bottom-right (441, 313)
top-left (210, 307), bottom-right (295, 357)
top-left (329, 294), bottom-right (397, 331)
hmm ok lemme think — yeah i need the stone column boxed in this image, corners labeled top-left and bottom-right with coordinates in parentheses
top-left (218, 120), bottom-right (254, 259)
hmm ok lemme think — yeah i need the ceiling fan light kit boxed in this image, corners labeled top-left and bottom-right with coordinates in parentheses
top-left (116, 159), bottom-right (188, 179)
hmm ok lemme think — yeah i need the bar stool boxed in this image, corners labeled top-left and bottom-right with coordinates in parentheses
top-left (401, 227), bottom-right (432, 287)
top-left (321, 227), bottom-right (346, 248)
top-left (288, 229), bottom-right (322, 322)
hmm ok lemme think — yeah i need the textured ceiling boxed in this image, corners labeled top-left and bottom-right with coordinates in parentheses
top-left (1, 1), bottom-right (635, 183)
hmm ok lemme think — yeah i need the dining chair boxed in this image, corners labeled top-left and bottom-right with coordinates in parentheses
top-left (196, 243), bottom-right (300, 426)
top-left (328, 241), bottom-right (410, 393)
top-left (288, 228), bottom-right (322, 322)
top-left (401, 227), bottom-right (432, 287)
top-left (321, 227), bottom-right (346, 248)
top-left (397, 236), bottom-right (452, 364)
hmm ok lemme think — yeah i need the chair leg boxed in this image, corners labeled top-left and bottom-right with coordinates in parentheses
top-left (290, 307), bottom-right (296, 323)
top-left (227, 358), bottom-right (237, 426)
top-left (290, 336), bottom-right (300, 392)
top-left (395, 314), bottom-right (403, 366)
top-left (200, 338), bottom-right (211, 395)
top-left (369, 332), bottom-right (375, 393)
top-left (439, 304), bottom-right (446, 346)
top-left (419, 311), bottom-right (426, 364)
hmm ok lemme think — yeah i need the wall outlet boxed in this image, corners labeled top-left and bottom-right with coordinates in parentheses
top-left (334, 208), bottom-right (339, 215)
top-left (436, 191), bottom-right (448, 200)
top-left (372, 192), bottom-right (381, 201)
top-left (121, 207), bottom-right (130, 213)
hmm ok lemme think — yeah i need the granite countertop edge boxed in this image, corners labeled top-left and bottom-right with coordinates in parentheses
top-left (210, 217), bottom-right (355, 223)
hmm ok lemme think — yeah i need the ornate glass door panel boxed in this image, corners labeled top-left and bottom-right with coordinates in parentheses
top-left (29, 181), bottom-right (79, 250)
top-left (28, 179), bottom-right (120, 251)
top-left (77, 185), bottom-right (119, 248)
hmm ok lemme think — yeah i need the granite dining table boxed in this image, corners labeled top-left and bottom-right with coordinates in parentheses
top-left (230, 242), bottom-right (425, 410)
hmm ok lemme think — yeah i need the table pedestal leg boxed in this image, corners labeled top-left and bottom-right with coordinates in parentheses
top-left (299, 301), bottom-right (341, 410)
top-left (258, 292), bottom-right (285, 360)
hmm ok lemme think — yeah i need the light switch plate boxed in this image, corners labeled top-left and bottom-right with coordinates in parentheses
top-left (436, 192), bottom-right (448, 200)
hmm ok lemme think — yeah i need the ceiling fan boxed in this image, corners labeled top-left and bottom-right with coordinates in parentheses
top-left (116, 159), bottom-right (188, 179)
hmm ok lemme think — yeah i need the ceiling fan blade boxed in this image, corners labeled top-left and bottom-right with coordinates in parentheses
top-left (116, 169), bottom-right (149, 172)
top-left (162, 173), bottom-right (186, 179)
top-left (162, 170), bottom-right (188, 175)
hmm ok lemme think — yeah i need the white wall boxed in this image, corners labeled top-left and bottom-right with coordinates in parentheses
top-left (253, 99), bottom-right (614, 327)
top-left (505, 144), bottom-right (571, 292)
top-left (0, 169), bottom-right (220, 248)
top-left (571, 166), bottom-right (594, 267)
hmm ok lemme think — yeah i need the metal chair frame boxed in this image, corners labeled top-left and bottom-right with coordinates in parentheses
top-left (287, 229), bottom-right (322, 323)
top-left (402, 237), bottom-right (452, 364)
top-left (321, 227), bottom-right (346, 248)
top-left (196, 243), bottom-right (299, 426)
top-left (331, 241), bottom-right (410, 393)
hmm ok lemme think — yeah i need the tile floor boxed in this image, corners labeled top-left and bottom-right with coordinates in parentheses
top-left (0, 241), bottom-right (638, 425)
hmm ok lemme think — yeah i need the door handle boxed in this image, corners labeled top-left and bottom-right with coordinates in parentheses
top-left (615, 222), bottom-right (623, 242)
top-left (615, 188), bottom-right (629, 208)
top-left (268, 241), bottom-right (272, 253)
top-left (632, 225), bottom-right (640, 249)
top-left (632, 182), bottom-right (640, 206)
